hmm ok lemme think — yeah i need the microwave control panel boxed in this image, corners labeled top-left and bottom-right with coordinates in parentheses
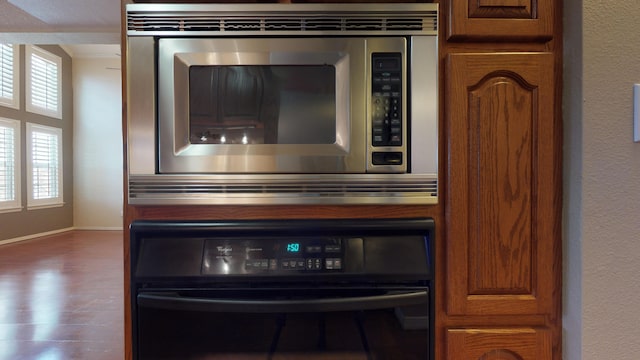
top-left (371, 53), bottom-right (403, 150)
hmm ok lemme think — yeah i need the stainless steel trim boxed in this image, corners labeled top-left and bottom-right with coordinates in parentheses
top-left (410, 36), bottom-right (438, 174)
top-left (126, 3), bottom-right (438, 37)
top-left (126, 37), bottom-right (156, 176)
top-left (129, 174), bottom-right (438, 205)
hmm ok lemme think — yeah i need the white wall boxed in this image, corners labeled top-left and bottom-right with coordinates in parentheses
top-left (72, 56), bottom-right (123, 230)
top-left (564, 1), bottom-right (640, 359)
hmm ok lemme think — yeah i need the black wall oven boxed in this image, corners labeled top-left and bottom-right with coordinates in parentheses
top-left (130, 218), bottom-right (434, 359)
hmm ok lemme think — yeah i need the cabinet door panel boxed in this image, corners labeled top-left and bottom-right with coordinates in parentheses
top-left (447, 328), bottom-right (552, 360)
top-left (468, 73), bottom-right (534, 296)
top-left (471, 0), bottom-right (532, 19)
top-left (448, 0), bottom-right (553, 39)
top-left (446, 52), bottom-right (556, 316)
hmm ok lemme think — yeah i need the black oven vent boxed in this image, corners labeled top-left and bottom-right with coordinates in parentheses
top-left (126, 7), bottom-right (438, 35)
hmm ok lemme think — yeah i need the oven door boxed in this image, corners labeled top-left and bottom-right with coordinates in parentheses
top-left (134, 286), bottom-right (429, 360)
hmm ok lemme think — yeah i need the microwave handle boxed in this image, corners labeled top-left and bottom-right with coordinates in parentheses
top-left (137, 290), bottom-right (428, 313)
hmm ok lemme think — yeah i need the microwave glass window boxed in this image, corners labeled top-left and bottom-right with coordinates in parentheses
top-left (189, 65), bottom-right (336, 145)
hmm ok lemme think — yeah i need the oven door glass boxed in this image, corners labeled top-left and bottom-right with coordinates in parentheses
top-left (134, 287), bottom-right (429, 360)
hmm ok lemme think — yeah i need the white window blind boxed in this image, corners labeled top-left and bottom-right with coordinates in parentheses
top-left (0, 117), bottom-right (20, 211)
top-left (0, 44), bottom-right (20, 109)
top-left (27, 123), bottom-right (63, 208)
top-left (26, 46), bottom-right (61, 119)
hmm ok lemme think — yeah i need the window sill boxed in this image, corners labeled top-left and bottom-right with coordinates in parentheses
top-left (27, 203), bottom-right (65, 211)
top-left (0, 206), bottom-right (23, 214)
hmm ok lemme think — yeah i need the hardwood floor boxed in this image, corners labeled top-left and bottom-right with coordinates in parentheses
top-left (0, 231), bottom-right (123, 360)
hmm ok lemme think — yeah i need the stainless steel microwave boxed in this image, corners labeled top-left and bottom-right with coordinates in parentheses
top-left (125, 3), bottom-right (438, 205)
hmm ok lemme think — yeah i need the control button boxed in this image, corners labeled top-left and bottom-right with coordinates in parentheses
top-left (306, 245), bottom-right (322, 253)
top-left (305, 258), bottom-right (323, 270)
top-left (281, 260), bottom-right (290, 269)
top-left (325, 258), bottom-right (334, 269)
top-left (269, 259), bottom-right (278, 270)
top-left (325, 244), bottom-right (341, 253)
top-left (297, 260), bottom-right (305, 268)
top-left (333, 258), bottom-right (342, 270)
top-left (325, 258), bottom-right (343, 270)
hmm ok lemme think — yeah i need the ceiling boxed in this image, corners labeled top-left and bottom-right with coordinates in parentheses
top-left (0, 0), bottom-right (121, 56)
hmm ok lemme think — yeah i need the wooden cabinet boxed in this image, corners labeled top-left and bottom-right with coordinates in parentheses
top-left (445, 52), bottom-right (557, 317)
top-left (448, 0), bottom-right (554, 40)
top-left (447, 328), bottom-right (552, 360)
top-left (442, 47), bottom-right (561, 358)
top-left (441, 6), bottom-right (561, 360)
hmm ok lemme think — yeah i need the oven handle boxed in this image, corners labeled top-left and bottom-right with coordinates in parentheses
top-left (137, 290), bottom-right (428, 313)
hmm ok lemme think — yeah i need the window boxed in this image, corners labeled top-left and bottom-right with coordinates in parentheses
top-left (26, 46), bottom-right (61, 119)
top-left (0, 117), bottom-right (20, 211)
top-left (0, 44), bottom-right (20, 109)
top-left (27, 123), bottom-right (63, 208)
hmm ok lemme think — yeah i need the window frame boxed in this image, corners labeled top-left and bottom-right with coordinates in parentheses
top-left (0, 44), bottom-right (20, 110)
top-left (26, 122), bottom-right (63, 209)
top-left (25, 45), bottom-right (62, 119)
top-left (0, 117), bottom-right (21, 212)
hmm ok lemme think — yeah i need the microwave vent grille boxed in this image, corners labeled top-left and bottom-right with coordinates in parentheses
top-left (128, 176), bottom-right (438, 205)
top-left (127, 6), bottom-right (438, 36)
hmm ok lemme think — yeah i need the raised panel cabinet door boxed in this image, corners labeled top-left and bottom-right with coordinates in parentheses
top-left (448, 0), bottom-right (553, 40)
top-left (447, 328), bottom-right (552, 360)
top-left (445, 52), bottom-right (557, 316)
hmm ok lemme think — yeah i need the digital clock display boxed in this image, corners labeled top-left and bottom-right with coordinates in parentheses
top-left (286, 243), bottom-right (300, 252)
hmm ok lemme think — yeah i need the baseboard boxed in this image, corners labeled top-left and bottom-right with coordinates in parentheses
top-left (0, 227), bottom-right (76, 246)
top-left (74, 226), bottom-right (123, 231)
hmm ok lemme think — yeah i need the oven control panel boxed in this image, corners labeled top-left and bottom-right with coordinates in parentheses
top-left (202, 238), bottom-right (347, 275)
